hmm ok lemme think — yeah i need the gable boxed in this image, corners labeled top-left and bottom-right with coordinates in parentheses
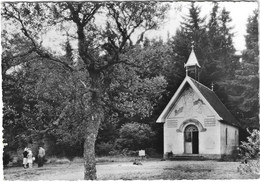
top-left (156, 76), bottom-right (220, 123)
top-left (166, 86), bottom-right (214, 120)
top-left (156, 76), bottom-right (240, 128)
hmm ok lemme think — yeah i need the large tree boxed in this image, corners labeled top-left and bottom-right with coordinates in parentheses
top-left (227, 10), bottom-right (259, 129)
top-left (2, 2), bottom-right (169, 179)
top-left (204, 3), bottom-right (238, 109)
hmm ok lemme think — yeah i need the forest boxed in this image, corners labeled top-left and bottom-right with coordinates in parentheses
top-left (2, 2), bottom-right (259, 180)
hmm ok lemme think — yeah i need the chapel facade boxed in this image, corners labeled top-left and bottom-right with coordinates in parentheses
top-left (156, 46), bottom-right (240, 159)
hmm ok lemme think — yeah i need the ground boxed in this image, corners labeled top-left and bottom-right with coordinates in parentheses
top-left (3, 158), bottom-right (259, 180)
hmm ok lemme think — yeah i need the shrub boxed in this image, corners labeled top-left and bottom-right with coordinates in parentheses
top-left (108, 150), bottom-right (120, 156)
top-left (146, 148), bottom-right (159, 157)
top-left (45, 157), bottom-right (71, 164)
top-left (96, 142), bottom-right (114, 156)
top-left (3, 152), bottom-right (11, 167)
top-left (121, 148), bottom-right (138, 157)
top-left (115, 122), bottom-right (155, 151)
top-left (237, 129), bottom-right (260, 176)
top-left (239, 129), bottom-right (260, 160)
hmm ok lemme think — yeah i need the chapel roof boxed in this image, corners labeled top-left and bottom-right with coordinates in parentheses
top-left (189, 77), bottom-right (240, 127)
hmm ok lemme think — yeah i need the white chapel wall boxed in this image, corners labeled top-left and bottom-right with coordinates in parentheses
top-left (163, 87), bottom-right (221, 155)
top-left (220, 123), bottom-right (239, 155)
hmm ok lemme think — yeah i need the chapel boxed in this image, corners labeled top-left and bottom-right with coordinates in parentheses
top-left (156, 46), bottom-right (240, 159)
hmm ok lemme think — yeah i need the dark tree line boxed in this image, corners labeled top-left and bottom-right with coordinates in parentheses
top-left (227, 9), bottom-right (259, 129)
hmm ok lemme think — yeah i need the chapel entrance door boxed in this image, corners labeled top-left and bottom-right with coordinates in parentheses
top-left (184, 125), bottom-right (199, 154)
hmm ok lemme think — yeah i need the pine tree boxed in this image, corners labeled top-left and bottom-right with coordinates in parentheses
top-left (229, 10), bottom-right (259, 129)
top-left (206, 4), bottom-right (236, 81)
top-left (205, 4), bottom-right (237, 107)
top-left (218, 8), bottom-right (237, 76)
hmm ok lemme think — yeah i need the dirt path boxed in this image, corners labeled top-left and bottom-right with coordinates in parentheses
top-left (3, 160), bottom-right (258, 180)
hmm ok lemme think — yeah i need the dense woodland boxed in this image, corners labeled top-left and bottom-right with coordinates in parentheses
top-left (2, 2), bottom-right (259, 179)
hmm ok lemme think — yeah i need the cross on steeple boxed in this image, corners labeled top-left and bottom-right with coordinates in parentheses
top-left (184, 43), bottom-right (201, 81)
top-left (191, 41), bottom-right (195, 49)
top-left (211, 82), bottom-right (214, 91)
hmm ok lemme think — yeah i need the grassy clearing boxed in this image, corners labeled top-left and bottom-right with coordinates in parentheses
top-left (96, 156), bottom-right (140, 163)
top-left (45, 156), bottom-right (139, 163)
top-left (4, 158), bottom-right (259, 180)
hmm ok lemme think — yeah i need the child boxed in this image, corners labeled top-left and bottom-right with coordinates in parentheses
top-left (23, 148), bottom-right (28, 169)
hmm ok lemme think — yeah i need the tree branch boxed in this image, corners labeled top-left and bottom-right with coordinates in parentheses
top-left (53, 100), bottom-right (73, 126)
top-left (98, 58), bottom-right (140, 72)
top-left (82, 3), bottom-right (101, 26)
top-left (2, 3), bottom-right (74, 72)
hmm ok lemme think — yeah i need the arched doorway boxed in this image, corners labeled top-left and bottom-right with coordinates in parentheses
top-left (184, 125), bottom-right (199, 154)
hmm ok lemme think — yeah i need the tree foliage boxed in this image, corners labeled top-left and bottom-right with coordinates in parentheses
top-left (238, 129), bottom-right (260, 176)
top-left (240, 129), bottom-right (260, 159)
top-left (115, 122), bottom-right (155, 151)
top-left (2, 2), bottom-right (169, 179)
top-left (227, 10), bottom-right (259, 128)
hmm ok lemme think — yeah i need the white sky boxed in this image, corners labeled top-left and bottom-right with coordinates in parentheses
top-left (17, 1), bottom-right (257, 55)
top-left (146, 1), bottom-right (258, 53)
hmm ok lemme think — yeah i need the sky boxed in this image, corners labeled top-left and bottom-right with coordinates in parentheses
top-left (146, 1), bottom-right (258, 53)
top-left (8, 1), bottom-right (256, 56)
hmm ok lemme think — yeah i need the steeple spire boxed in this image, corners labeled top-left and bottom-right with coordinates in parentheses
top-left (184, 43), bottom-right (201, 81)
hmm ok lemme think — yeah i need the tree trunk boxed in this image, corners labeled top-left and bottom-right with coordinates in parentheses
top-left (83, 71), bottom-right (103, 180)
top-left (83, 114), bottom-right (102, 180)
top-left (81, 56), bottom-right (105, 180)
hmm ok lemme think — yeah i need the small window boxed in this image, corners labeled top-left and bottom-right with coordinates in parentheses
top-left (235, 131), bottom-right (237, 144)
top-left (226, 128), bottom-right (228, 145)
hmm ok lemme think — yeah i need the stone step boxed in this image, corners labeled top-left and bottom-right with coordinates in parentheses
top-left (169, 155), bottom-right (206, 161)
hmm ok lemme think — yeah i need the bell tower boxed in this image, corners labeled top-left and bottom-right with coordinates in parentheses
top-left (184, 44), bottom-right (201, 81)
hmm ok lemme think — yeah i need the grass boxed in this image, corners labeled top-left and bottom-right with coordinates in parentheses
top-left (46, 155), bottom-right (140, 163)
top-left (96, 155), bottom-right (141, 163)
top-left (4, 157), bottom-right (260, 180)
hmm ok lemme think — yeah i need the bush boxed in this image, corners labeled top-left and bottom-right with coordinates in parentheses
top-left (146, 148), bottom-right (159, 158)
top-left (237, 129), bottom-right (260, 176)
top-left (108, 150), bottom-right (120, 156)
top-left (46, 157), bottom-right (71, 164)
top-left (96, 142), bottom-right (114, 156)
top-left (115, 122), bottom-right (155, 151)
top-left (121, 148), bottom-right (138, 157)
top-left (239, 129), bottom-right (260, 160)
top-left (3, 152), bottom-right (11, 167)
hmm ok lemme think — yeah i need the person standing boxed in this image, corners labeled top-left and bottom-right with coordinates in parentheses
top-left (22, 147), bottom-right (29, 168)
top-left (27, 148), bottom-right (33, 168)
top-left (38, 146), bottom-right (45, 167)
